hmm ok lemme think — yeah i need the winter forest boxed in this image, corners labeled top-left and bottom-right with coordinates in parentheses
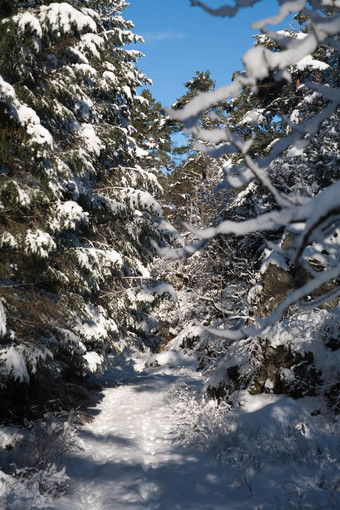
top-left (0, 0), bottom-right (339, 508)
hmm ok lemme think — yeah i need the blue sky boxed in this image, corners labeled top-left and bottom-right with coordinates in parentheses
top-left (125, 0), bottom-right (294, 107)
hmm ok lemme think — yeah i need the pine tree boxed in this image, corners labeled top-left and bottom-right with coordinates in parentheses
top-left (162, 71), bottom-right (223, 228)
top-left (131, 88), bottom-right (174, 173)
top-left (0, 0), bottom-right (175, 416)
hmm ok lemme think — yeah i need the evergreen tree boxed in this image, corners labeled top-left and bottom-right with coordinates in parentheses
top-left (173, 70), bottom-right (215, 109)
top-left (0, 0), bottom-right (175, 417)
top-left (131, 88), bottom-right (174, 174)
top-left (162, 71), bottom-right (223, 229)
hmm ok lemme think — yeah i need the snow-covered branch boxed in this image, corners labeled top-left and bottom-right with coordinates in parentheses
top-left (165, 0), bottom-right (340, 338)
top-left (190, 0), bottom-right (262, 18)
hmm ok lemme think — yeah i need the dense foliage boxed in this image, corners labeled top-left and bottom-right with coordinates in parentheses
top-left (0, 0), bottom-right (176, 418)
top-left (157, 1), bottom-right (340, 409)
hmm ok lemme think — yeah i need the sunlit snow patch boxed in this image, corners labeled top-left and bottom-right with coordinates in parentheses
top-left (0, 346), bottom-right (29, 383)
top-left (137, 283), bottom-right (177, 304)
top-left (83, 351), bottom-right (103, 373)
top-left (0, 302), bottom-right (6, 339)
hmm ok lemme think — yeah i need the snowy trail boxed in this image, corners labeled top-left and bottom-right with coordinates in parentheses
top-left (56, 366), bottom-right (233, 510)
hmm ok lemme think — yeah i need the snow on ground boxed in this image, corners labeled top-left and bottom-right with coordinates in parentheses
top-left (1, 347), bottom-right (339, 509)
top-left (55, 347), bottom-right (339, 510)
top-left (56, 353), bottom-right (234, 510)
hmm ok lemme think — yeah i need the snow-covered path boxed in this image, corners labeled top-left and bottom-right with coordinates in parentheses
top-left (56, 364), bottom-right (232, 510)
top-left (54, 351), bottom-right (340, 510)
top-left (1, 351), bottom-right (339, 509)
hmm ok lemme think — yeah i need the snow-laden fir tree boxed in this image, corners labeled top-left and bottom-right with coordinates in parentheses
top-left (131, 88), bottom-right (174, 174)
top-left (162, 71), bottom-right (224, 229)
top-left (0, 0), bottom-right (176, 416)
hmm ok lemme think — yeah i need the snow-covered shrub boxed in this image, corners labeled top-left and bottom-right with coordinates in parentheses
top-left (170, 383), bottom-right (340, 505)
top-left (0, 464), bottom-right (69, 508)
top-left (18, 413), bottom-right (76, 470)
top-left (0, 413), bottom-right (73, 507)
top-left (170, 385), bottom-right (231, 457)
top-left (201, 305), bottom-right (340, 410)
